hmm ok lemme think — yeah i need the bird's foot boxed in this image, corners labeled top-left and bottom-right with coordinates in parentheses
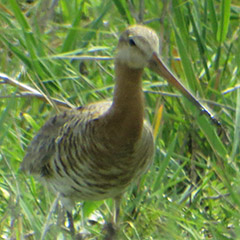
top-left (103, 222), bottom-right (117, 240)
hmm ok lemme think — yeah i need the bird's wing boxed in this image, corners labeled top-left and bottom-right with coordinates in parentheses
top-left (21, 101), bottom-right (112, 176)
top-left (21, 110), bottom-right (76, 175)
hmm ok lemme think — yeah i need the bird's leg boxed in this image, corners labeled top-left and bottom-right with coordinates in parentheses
top-left (113, 196), bottom-right (121, 225)
top-left (67, 211), bottom-right (75, 237)
top-left (104, 196), bottom-right (122, 240)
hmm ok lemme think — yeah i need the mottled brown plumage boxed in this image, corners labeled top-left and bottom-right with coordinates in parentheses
top-left (22, 101), bottom-right (154, 208)
top-left (21, 25), bottom-right (204, 238)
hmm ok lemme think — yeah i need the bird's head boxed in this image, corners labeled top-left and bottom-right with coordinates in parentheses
top-left (116, 25), bottom-right (159, 69)
top-left (115, 25), bottom-right (209, 117)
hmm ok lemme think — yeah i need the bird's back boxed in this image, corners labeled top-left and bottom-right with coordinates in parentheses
top-left (21, 101), bottom-right (111, 175)
top-left (21, 100), bottom-right (154, 208)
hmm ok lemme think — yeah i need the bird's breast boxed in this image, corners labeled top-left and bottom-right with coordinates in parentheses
top-left (47, 117), bottom-right (154, 202)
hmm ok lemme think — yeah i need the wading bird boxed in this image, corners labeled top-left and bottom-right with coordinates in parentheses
top-left (21, 25), bottom-right (214, 239)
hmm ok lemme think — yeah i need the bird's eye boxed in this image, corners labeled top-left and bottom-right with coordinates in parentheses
top-left (129, 38), bottom-right (136, 46)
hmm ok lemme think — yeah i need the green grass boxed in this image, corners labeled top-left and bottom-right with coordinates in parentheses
top-left (0, 0), bottom-right (240, 239)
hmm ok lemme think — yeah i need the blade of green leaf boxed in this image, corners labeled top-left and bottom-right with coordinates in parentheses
top-left (82, 200), bottom-right (103, 218)
top-left (9, 0), bottom-right (30, 30)
top-left (153, 132), bottom-right (178, 192)
top-left (112, 0), bottom-right (134, 24)
top-left (0, 35), bottom-right (32, 68)
top-left (231, 87), bottom-right (240, 160)
top-left (196, 112), bottom-right (228, 159)
top-left (172, 21), bottom-right (203, 96)
top-left (172, 1), bottom-right (189, 45)
top-left (79, 1), bottom-right (112, 49)
top-left (0, 96), bottom-right (15, 145)
top-left (61, 1), bottom-right (85, 53)
top-left (217, 0), bottom-right (231, 43)
top-left (208, 0), bottom-right (218, 38)
top-left (186, 3), bottom-right (210, 81)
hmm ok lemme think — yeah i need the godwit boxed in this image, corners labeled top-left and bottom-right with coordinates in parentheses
top-left (22, 25), bottom-right (213, 238)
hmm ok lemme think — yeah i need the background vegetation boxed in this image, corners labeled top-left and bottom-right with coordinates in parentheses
top-left (0, 0), bottom-right (240, 239)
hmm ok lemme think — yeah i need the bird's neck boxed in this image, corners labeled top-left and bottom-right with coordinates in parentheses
top-left (105, 61), bottom-right (144, 143)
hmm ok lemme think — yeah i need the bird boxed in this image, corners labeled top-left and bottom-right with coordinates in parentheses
top-left (21, 25), bottom-right (212, 238)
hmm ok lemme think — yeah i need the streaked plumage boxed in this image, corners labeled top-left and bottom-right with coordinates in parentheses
top-left (22, 101), bottom-right (154, 209)
top-left (21, 25), bottom-right (205, 237)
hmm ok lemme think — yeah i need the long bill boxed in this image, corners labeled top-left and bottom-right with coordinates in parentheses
top-left (149, 52), bottom-right (220, 126)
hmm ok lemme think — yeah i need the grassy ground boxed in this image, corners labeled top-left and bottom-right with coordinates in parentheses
top-left (0, 0), bottom-right (240, 239)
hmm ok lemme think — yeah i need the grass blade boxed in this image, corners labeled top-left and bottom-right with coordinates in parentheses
top-left (153, 104), bottom-right (164, 139)
top-left (61, 1), bottom-right (85, 53)
top-left (9, 0), bottom-right (30, 30)
top-left (208, 0), bottom-right (218, 38)
top-left (231, 87), bottom-right (240, 160)
top-left (197, 114), bottom-right (227, 159)
top-left (217, 0), bottom-right (231, 43)
top-left (186, 3), bottom-right (210, 81)
top-left (153, 132), bottom-right (177, 192)
top-left (171, 15), bottom-right (203, 95)
top-left (112, 0), bottom-right (134, 24)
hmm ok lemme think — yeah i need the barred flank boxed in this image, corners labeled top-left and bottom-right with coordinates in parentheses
top-left (19, 27), bottom-right (175, 235)
top-left (22, 101), bottom-right (154, 208)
